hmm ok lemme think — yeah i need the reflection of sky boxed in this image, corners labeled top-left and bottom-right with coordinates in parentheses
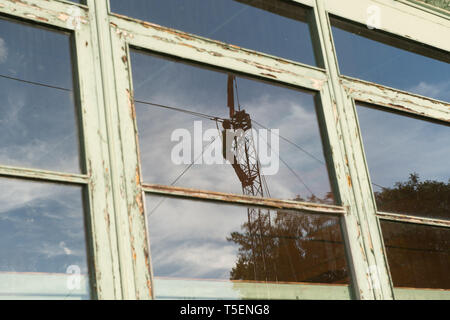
top-left (332, 26), bottom-right (450, 103)
top-left (110, 0), bottom-right (317, 66)
top-left (0, 19), bottom-right (81, 173)
top-left (357, 105), bottom-right (450, 191)
top-left (132, 51), bottom-right (333, 202)
top-left (0, 179), bottom-right (89, 299)
top-left (146, 195), bottom-right (343, 282)
top-left (0, 179), bottom-right (88, 274)
top-left (147, 196), bottom-right (243, 280)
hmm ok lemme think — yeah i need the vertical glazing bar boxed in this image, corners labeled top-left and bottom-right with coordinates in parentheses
top-left (86, 0), bottom-right (138, 299)
top-left (109, 31), bottom-right (154, 299)
top-left (73, 20), bottom-right (123, 299)
top-left (313, 0), bottom-right (395, 299)
top-left (74, 0), bottom-right (127, 300)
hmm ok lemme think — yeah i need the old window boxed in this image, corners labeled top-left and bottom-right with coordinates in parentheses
top-left (329, 9), bottom-right (450, 297)
top-left (356, 103), bottom-right (450, 292)
top-left (0, 180), bottom-right (90, 299)
top-left (331, 16), bottom-right (450, 102)
top-left (147, 195), bottom-right (349, 300)
top-left (110, 0), bottom-right (320, 66)
top-left (381, 221), bottom-right (450, 290)
top-left (0, 17), bottom-right (91, 299)
top-left (356, 104), bottom-right (450, 220)
top-left (129, 49), bottom-right (350, 299)
top-left (2, 0), bottom-right (448, 301)
top-left (132, 51), bottom-right (335, 204)
top-left (0, 18), bottom-right (82, 173)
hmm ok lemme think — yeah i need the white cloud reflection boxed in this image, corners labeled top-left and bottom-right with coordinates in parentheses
top-left (357, 105), bottom-right (450, 190)
top-left (136, 65), bottom-right (330, 199)
top-left (0, 179), bottom-right (88, 274)
top-left (409, 80), bottom-right (450, 102)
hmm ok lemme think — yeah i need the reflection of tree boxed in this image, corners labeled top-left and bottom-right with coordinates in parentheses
top-left (295, 192), bottom-right (335, 206)
top-left (227, 208), bottom-right (348, 284)
top-left (382, 220), bottom-right (450, 289)
top-left (227, 174), bottom-right (450, 289)
top-left (375, 173), bottom-right (450, 220)
top-left (375, 173), bottom-right (450, 289)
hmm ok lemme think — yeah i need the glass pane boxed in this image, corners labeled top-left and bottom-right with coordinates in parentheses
top-left (110, 0), bottom-right (318, 66)
top-left (0, 18), bottom-right (82, 173)
top-left (331, 17), bottom-right (450, 102)
top-left (0, 178), bottom-right (90, 299)
top-left (381, 220), bottom-right (450, 290)
top-left (357, 104), bottom-right (450, 220)
top-left (147, 195), bottom-right (349, 300)
top-left (132, 51), bottom-right (334, 204)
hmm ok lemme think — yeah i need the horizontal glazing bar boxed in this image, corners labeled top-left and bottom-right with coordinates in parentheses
top-left (109, 15), bottom-right (328, 92)
top-left (324, 0), bottom-right (450, 53)
top-left (0, 165), bottom-right (89, 185)
top-left (394, 287), bottom-right (450, 300)
top-left (153, 278), bottom-right (351, 300)
top-left (142, 184), bottom-right (346, 215)
top-left (378, 212), bottom-right (450, 228)
top-left (0, 272), bottom-right (90, 300)
top-left (341, 76), bottom-right (450, 123)
top-left (0, 0), bottom-right (89, 30)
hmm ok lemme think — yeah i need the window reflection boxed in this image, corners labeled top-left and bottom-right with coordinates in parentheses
top-left (357, 104), bottom-right (450, 220)
top-left (381, 221), bottom-right (450, 290)
top-left (111, 0), bottom-right (318, 66)
top-left (331, 17), bottom-right (450, 102)
top-left (0, 18), bottom-right (82, 173)
top-left (0, 178), bottom-right (90, 299)
top-left (146, 195), bottom-right (349, 299)
top-left (132, 51), bottom-right (334, 204)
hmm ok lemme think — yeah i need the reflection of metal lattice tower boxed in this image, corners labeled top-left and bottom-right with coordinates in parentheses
top-left (222, 75), bottom-right (273, 281)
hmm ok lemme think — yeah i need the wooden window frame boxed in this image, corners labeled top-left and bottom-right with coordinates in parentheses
top-left (0, 0), bottom-right (448, 300)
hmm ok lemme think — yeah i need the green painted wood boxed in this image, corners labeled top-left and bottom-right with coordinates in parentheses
top-left (75, 2), bottom-right (124, 299)
top-left (0, 0), bottom-right (88, 31)
top-left (324, 0), bottom-right (450, 53)
top-left (0, 165), bottom-right (89, 185)
top-left (153, 278), bottom-right (352, 300)
top-left (394, 288), bottom-right (450, 300)
top-left (108, 15), bottom-right (329, 93)
top-left (0, 273), bottom-right (90, 300)
top-left (109, 24), bottom-right (154, 300)
top-left (86, 0), bottom-right (139, 299)
top-left (340, 77), bottom-right (450, 123)
top-left (314, 0), bottom-right (395, 300)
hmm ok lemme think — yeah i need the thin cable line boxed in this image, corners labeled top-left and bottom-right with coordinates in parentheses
top-left (136, 99), bottom-right (390, 193)
top-left (372, 182), bottom-right (388, 190)
top-left (135, 99), bottom-right (226, 122)
top-left (148, 138), bottom-right (217, 217)
top-left (134, 99), bottom-right (329, 170)
top-left (252, 119), bottom-right (326, 166)
top-left (0, 72), bottom-right (388, 192)
top-left (258, 131), bottom-right (316, 197)
top-left (253, 118), bottom-right (389, 191)
top-left (234, 77), bottom-right (241, 111)
top-left (0, 73), bottom-right (72, 92)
